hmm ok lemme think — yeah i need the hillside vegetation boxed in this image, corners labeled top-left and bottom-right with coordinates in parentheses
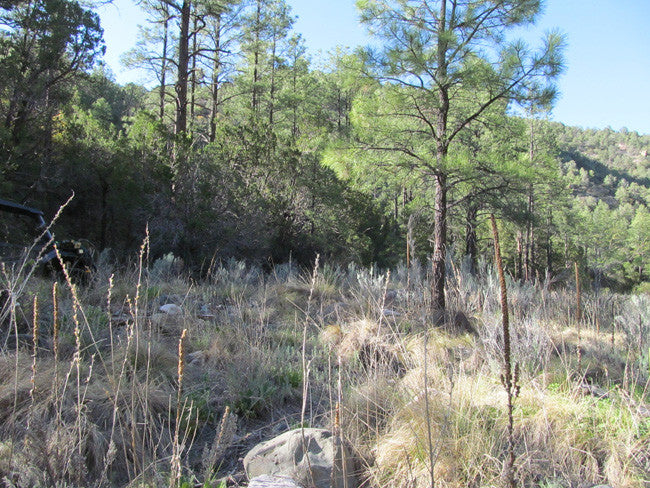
top-left (0, 0), bottom-right (648, 293)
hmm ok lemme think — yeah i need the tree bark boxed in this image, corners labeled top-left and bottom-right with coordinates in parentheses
top-left (159, 2), bottom-right (170, 123)
top-left (189, 14), bottom-right (198, 135)
top-left (525, 117), bottom-right (536, 281)
top-left (525, 187), bottom-right (535, 281)
top-left (516, 231), bottom-right (523, 281)
top-left (269, 36), bottom-right (276, 126)
top-left (208, 13), bottom-right (222, 142)
top-left (174, 0), bottom-right (191, 135)
top-left (251, 0), bottom-right (261, 113)
top-left (431, 0), bottom-right (449, 313)
top-left (291, 59), bottom-right (298, 138)
top-left (432, 172), bottom-right (447, 312)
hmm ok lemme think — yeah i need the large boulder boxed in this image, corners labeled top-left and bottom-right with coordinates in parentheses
top-left (243, 428), bottom-right (357, 488)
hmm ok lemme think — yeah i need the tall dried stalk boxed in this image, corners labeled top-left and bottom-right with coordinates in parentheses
top-left (301, 254), bottom-right (319, 488)
top-left (490, 214), bottom-right (519, 488)
top-left (202, 406), bottom-right (233, 482)
top-left (52, 282), bottom-right (60, 410)
top-left (170, 328), bottom-right (188, 488)
top-left (574, 262), bottom-right (582, 373)
top-left (378, 270), bottom-right (391, 332)
top-left (124, 233), bottom-right (150, 477)
top-left (28, 295), bottom-right (39, 430)
top-left (337, 351), bottom-right (348, 488)
top-left (423, 332), bottom-right (436, 488)
top-left (102, 291), bottom-right (137, 484)
top-left (107, 274), bottom-right (115, 372)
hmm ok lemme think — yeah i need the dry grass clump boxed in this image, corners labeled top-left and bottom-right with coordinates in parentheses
top-left (515, 382), bottom-right (649, 487)
top-left (334, 319), bottom-right (405, 371)
top-left (368, 366), bottom-right (502, 488)
top-left (368, 361), bottom-right (649, 488)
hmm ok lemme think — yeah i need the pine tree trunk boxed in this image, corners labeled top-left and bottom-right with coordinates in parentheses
top-left (269, 37), bottom-right (276, 126)
top-left (251, 0), bottom-right (261, 113)
top-left (336, 89), bottom-right (342, 131)
top-left (432, 172), bottom-right (447, 312)
top-left (159, 3), bottom-right (169, 123)
top-left (525, 188), bottom-right (535, 281)
top-left (208, 14), bottom-right (221, 142)
top-left (526, 118), bottom-right (536, 281)
top-left (189, 15), bottom-right (198, 135)
top-left (431, 0), bottom-right (449, 313)
top-left (291, 66), bottom-right (298, 138)
top-left (174, 0), bottom-right (191, 135)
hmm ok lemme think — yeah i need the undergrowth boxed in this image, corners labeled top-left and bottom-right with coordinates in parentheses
top-left (0, 249), bottom-right (648, 487)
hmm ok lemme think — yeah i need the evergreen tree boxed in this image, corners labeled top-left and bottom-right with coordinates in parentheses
top-left (352, 0), bottom-right (565, 310)
top-left (0, 0), bottom-right (104, 194)
top-left (628, 205), bottom-right (650, 282)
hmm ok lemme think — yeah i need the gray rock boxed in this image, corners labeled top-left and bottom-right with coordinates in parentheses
top-left (160, 303), bottom-right (183, 315)
top-left (149, 312), bottom-right (184, 335)
top-left (244, 428), bottom-right (357, 488)
top-left (579, 383), bottom-right (609, 399)
top-left (248, 474), bottom-right (302, 488)
top-left (382, 308), bottom-right (401, 317)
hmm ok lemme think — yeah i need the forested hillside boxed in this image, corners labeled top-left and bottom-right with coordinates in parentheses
top-left (1, 0), bottom-right (647, 292)
top-left (553, 123), bottom-right (650, 289)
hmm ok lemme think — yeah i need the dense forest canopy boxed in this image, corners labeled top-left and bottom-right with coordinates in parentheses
top-left (0, 0), bottom-right (648, 296)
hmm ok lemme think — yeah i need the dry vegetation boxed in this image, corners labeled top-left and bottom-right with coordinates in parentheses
top-left (0, 248), bottom-right (649, 487)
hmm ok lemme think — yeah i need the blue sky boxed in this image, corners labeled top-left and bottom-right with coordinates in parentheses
top-left (98, 0), bottom-right (650, 135)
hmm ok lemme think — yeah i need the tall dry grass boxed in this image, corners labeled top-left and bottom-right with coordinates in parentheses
top-left (0, 235), bottom-right (648, 487)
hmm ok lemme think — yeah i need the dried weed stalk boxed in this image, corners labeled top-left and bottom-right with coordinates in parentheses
top-left (491, 214), bottom-right (520, 488)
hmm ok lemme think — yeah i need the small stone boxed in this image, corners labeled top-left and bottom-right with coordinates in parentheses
top-left (382, 308), bottom-right (401, 317)
top-left (160, 303), bottom-right (183, 315)
top-left (579, 383), bottom-right (609, 399)
top-left (187, 350), bottom-right (208, 366)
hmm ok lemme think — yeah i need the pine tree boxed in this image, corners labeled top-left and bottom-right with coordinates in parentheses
top-left (353, 0), bottom-right (564, 311)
